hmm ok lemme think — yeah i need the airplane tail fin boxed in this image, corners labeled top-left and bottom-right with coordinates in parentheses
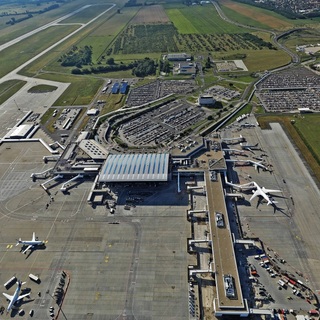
top-left (16, 239), bottom-right (21, 246)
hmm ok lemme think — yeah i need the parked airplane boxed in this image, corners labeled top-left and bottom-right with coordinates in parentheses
top-left (249, 182), bottom-right (282, 206)
top-left (16, 232), bottom-right (44, 254)
top-left (3, 280), bottom-right (30, 312)
top-left (240, 142), bottom-right (259, 153)
top-left (224, 178), bottom-right (281, 206)
top-left (226, 159), bottom-right (269, 171)
top-left (249, 160), bottom-right (269, 172)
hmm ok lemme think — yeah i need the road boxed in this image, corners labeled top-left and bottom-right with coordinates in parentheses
top-left (211, 1), bottom-right (300, 65)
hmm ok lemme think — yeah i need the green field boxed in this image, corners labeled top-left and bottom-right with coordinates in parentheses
top-left (0, 80), bottom-right (26, 105)
top-left (257, 113), bottom-right (320, 182)
top-left (0, 0), bottom-right (96, 44)
top-left (165, 5), bottom-right (251, 34)
top-left (293, 114), bottom-right (320, 163)
top-left (78, 7), bottom-right (139, 62)
top-left (62, 4), bottom-right (114, 24)
top-left (0, 24), bottom-right (78, 78)
top-left (27, 84), bottom-right (57, 93)
top-left (36, 73), bottom-right (103, 106)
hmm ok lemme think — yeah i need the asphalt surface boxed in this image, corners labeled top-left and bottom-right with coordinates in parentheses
top-left (221, 115), bottom-right (320, 310)
top-left (0, 3), bottom-right (116, 139)
top-left (0, 146), bottom-right (191, 320)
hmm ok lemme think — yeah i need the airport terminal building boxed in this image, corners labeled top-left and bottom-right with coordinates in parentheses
top-left (99, 153), bottom-right (170, 183)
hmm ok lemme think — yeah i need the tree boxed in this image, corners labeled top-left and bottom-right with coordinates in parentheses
top-left (106, 57), bottom-right (115, 65)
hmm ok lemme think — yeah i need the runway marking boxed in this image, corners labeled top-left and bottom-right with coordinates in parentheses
top-left (6, 244), bottom-right (13, 249)
top-left (108, 244), bottom-right (112, 247)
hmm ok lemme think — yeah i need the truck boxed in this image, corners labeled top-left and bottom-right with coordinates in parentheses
top-left (249, 264), bottom-right (257, 276)
top-left (4, 276), bottom-right (17, 290)
top-left (278, 279), bottom-right (287, 288)
top-left (29, 274), bottom-right (40, 283)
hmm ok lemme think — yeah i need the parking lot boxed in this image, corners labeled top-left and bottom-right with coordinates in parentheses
top-left (119, 100), bottom-right (207, 147)
top-left (126, 80), bottom-right (197, 107)
top-left (256, 67), bottom-right (320, 112)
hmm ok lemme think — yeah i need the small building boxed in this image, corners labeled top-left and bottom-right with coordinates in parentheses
top-left (87, 108), bottom-right (99, 116)
top-left (111, 82), bottom-right (120, 94)
top-left (173, 62), bottom-right (196, 76)
top-left (120, 82), bottom-right (129, 94)
top-left (93, 194), bottom-right (103, 204)
top-left (6, 124), bottom-right (34, 139)
top-left (298, 107), bottom-right (313, 113)
top-left (167, 53), bottom-right (192, 61)
top-left (198, 95), bottom-right (215, 106)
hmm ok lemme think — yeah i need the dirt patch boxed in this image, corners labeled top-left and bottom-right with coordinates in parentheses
top-left (130, 5), bottom-right (171, 24)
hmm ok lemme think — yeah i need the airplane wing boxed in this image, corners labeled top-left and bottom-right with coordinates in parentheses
top-left (250, 188), bottom-right (272, 204)
top-left (22, 245), bottom-right (33, 254)
top-left (262, 187), bottom-right (282, 194)
top-left (17, 293), bottom-right (30, 301)
top-left (32, 232), bottom-right (36, 241)
top-left (249, 189), bottom-right (262, 202)
top-left (3, 293), bottom-right (13, 301)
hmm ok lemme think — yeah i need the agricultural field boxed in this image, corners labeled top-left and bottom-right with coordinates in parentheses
top-left (111, 24), bottom-right (179, 54)
top-left (78, 7), bottom-right (139, 62)
top-left (219, 0), bottom-right (320, 30)
top-left (130, 5), bottom-right (170, 24)
top-left (165, 4), bottom-right (251, 34)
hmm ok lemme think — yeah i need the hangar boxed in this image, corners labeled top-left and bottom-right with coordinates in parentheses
top-left (99, 153), bottom-right (169, 182)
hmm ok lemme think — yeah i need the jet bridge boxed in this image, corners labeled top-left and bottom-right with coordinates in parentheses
top-left (60, 174), bottom-right (84, 192)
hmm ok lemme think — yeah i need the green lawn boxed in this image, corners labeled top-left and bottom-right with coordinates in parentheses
top-left (62, 4), bottom-right (114, 24)
top-left (293, 114), bottom-right (320, 162)
top-left (27, 84), bottom-right (58, 93)
top-left (36, 73), bottom-right (103, 106)
top-left (0, 24), bottom-right (78, 78)
top-left (0, 0), bottom-right (96, 43)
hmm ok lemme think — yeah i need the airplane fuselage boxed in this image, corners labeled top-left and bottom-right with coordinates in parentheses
top-left (6, 282), bottom-right (21, 312)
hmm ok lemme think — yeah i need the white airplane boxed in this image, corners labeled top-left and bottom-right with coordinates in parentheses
top-left (249, 160), bottom-right (269, 172)
top-left (16, 232), bottom-right (44, 254)
top-left (240, 142), bottom-right (259, 153)
top-left (226, 159), bottom-right (269, 171)
top-left (3, 280), bottom-right (30, 312)
top-left (249, 182), bottom-right (282, 206)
